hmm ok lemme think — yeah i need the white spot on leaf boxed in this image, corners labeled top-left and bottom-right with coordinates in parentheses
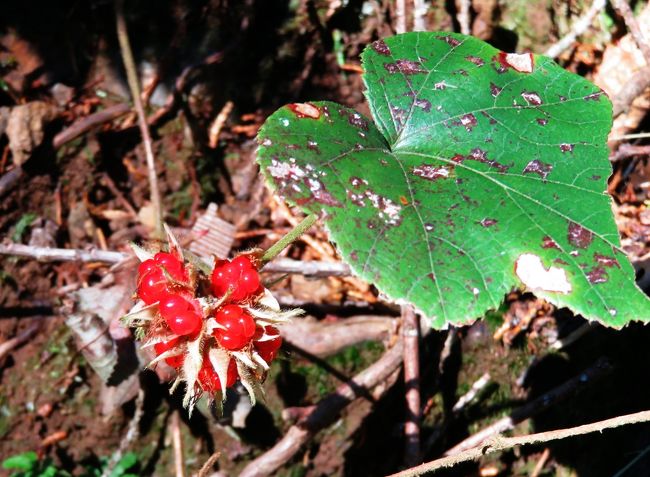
top-left (504, 53), bottom-right (534, 73)
top-left (515, 253), bottom-right (571, 294)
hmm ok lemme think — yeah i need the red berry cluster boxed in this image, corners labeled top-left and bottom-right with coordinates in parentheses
top-left (211, 256), bottom-right (282, 366)
top-left (134, 250), bottom-right (282, 397)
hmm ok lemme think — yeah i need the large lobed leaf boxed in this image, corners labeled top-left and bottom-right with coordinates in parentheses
top-left (256, 32), bottom-right (650, 328)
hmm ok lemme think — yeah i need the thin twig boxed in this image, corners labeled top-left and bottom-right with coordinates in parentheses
top-left (263, 257), bottom-right (350, 276)
top-left (208, 101), bottom-right (234, 148)
top-left (146, 51), bottom-right (225, 127)
top-left (52, 103), bottom-right (131, 149)
top-left (612, 442), bottom-right (650, 477)
top-left (422, 372), bottom-right (492, 454)
top-left (0, 242), bottom-right (127, 264)
top-left (281, 315), bottom-right (395, 358)
top-left (197, 451), bottom-right (221, 477)
top-left (395, 0), bottom-right (407, 34)
top-left (0, 322), bottom-right (41, 363)
top-left (610, 0), bottom-right (650, 64)
top-left (612, 66), bottom-right (650, 117)
top-left (239, 339), bottom-right (404, 477)
top-left (285, 341), bottom-right (376, 401)
top-left (0, 166), bottom-right (24, 199)
top-left (101, 390), bottom-right (145, 477)
top-left (444, 357), bottom-right (612, 456)
top-left (0, 241), bottom-right (353, 277)
top-left (530, 448), bottom-right (551, 477)
top-left (388, 409), bottom-right (650, 477)
top-left (610, 132), bottom-right (650, 141)
top-left (549, 322), bottom-right (597, 350)
top-left (99, 173), bottom-right (138, 218)
top-left (452, 372), bottom-right (491, 413)
top-left (544, 0), bottom-right (606, 58)
top-left (413, 0), bottom-right (427, 31)
top-left (115, 0), bottom-right (163, 239)
top-left (171, 411), bottom-right (186, 477)
top-left (457, 0), bottom-right (471, 35)
top-left (402, 304), bottom-right (421, 466)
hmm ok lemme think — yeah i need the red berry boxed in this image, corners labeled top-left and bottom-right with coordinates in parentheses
top-left (254, 326), bottom-right (282, 364)
top-left (138, 259), bottom-right (158, 277)
top-left (137, 269), bottom-right (169, 304)
top-left (211, 255), bottom-right (261, 302)
top-left (159, 294), bottom-right (191, 320)
top-left (213, 304), bottom-right (256, 350)
top-left (198, 358), bottom-right (238, 392)
top-left (231, 255), bottom-right (254, 270)
top-left (154, 338), bottom-right (184, 368)
top-left (154, 252), bottom-right (186, 281)
top-left (167, 309), bottom-right (202, 336)
top-left (240, 269), bottom-right (261, 294)
top-left (136, 252), bottom-right (188, 304)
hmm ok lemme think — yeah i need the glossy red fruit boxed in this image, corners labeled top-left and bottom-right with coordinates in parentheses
top-left (254, 326), bottom-right (282, 364)
top-left (168, 309), bottom-right (202, 336)
top-left (138, 259), bottom-right (158, 277)
top-left (154, 252), bottom-right (186, 281)
top-left (211, 255), bottom-right (261, 302)
top-left (137, 269), bottom-right (169, 305)
top-left (213, 304), bottom-right (256, 350)
top-left (198, 358), bottom-right (238, 392)
top-left (154, 338), bottom-right (184, 368)
top-left (137, 252), bottom-right (188, 304)
top-left (159, 294), bottom-right (192, 320)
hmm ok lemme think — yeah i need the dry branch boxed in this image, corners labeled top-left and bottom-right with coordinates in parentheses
top-left (0, 322), bottom-right (41, 363)
top-left (544, 0), bottom-right (606, 58)
top-left (389, 409), bottom-right (650, 476)
top-left (610, 0), bottom-right (650, 64)
top-left (413, 0), bottom-right (427, 31)
top-left (101, 389), bottom-right (145, 477)
top-left (239, 339), bottom-right (404, 477)
top-left (444, 357), bottom-right (612, 455)
top-left (281, 315), bottom-right (395, 357)
top-left (0, 242), bottom-right (127, 264)
top-left (0, 166), bottom-right (24, 199)
top-left (262, 257), bottom-right (351, 276)
top-left (115, 0), bottom-right (163, 238)
top-left (53, 103), bottom-right (131, 149)
top-left (171, 411), bottom-right (186, 477)
top-left (0, 243), bottom-right (351, 277)
top-left (457, 0), bottom-right (471, 35)
top-left (608, 0), bottom-right (650, 118)
top-left (612, 66), bottom-right (650, 117)
top-left (395, 0), bottom-right (406, 34)
top-left (402, 304), bottom-right (421, 466)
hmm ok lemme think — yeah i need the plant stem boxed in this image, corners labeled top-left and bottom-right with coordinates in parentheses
top-left (261, 214), bottom-right (318, 264)
top-left (402, 304), bottom-right (421, 467)
top-left (389, 409), bottom-right (650, 477)
top-left (115, 0), bottom-right (164, 239)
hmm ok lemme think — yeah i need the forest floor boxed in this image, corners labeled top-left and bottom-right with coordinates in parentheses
top-left (1, 1), bottom-right (650, 476)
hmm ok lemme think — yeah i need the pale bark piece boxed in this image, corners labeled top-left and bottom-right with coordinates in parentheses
top-left (189, 203), bottom-right (236, 261)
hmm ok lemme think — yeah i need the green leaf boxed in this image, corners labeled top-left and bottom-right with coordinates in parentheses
top-left (257, 32), bottom-right (650, 328)
top-left (12, 213), bottom-right (37, 242)
top-left (109, 453), bottom-right (138, 477)
top-left (2, 451), bottom-right (38, 471)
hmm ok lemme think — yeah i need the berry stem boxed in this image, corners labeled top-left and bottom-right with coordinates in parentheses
top-left (261, 214), bottom-right (318, 265)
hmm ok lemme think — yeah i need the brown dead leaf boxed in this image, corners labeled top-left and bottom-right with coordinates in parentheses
top-left (594, 3), bottom-right (650, 140)
top-left (6, 101), bottom-right (59, 165)
top-left (494, 297), bottom-right (554, 347)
